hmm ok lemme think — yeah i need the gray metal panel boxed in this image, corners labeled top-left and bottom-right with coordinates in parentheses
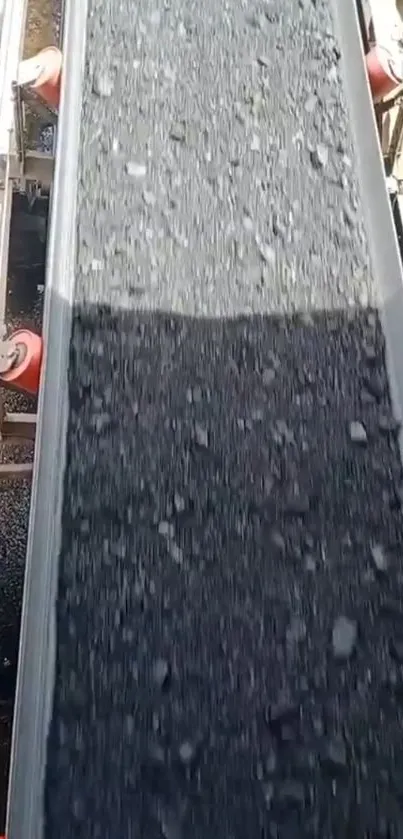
top-left (6, 0), bottom-right (88, 836)
top-left (332, 0), bottom-right (403, 456)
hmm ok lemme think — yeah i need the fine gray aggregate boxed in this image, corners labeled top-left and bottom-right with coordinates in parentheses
top-left (46, 0), bottom-right (403, 836)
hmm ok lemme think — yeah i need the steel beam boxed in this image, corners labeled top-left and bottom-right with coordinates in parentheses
top-left (6, 0), bottom-right (88, 833)
top-left (0, 463), bottom-right (33, 479)
top-left (1, 412), bottom-right (37, 442)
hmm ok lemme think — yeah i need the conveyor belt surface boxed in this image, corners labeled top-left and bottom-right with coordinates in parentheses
top-left (10, 0), bottom-right (403, 837)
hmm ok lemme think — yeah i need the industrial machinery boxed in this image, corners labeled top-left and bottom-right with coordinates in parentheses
top-left (0, 0), bottom-right (61, 481)
top-left (2, 0), bottom-right (403, 837)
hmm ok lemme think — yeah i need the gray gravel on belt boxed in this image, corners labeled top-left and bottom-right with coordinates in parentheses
top-left (45, 0), bottom-right (403, 836)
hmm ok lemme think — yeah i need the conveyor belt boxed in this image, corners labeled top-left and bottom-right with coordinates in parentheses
top-left (8, 0), bottom-right (403, 837)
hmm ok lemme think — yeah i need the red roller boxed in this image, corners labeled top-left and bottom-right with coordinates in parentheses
top-left (366, 45), bottom-right (402, 102)
top-left (19, 46), bottom-right (62, 109)
top-left (0, 330), bottom-right (43, 396)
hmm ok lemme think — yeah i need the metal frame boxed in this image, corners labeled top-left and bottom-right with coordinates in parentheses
top-left (0, 0), bottom-right (56, 484)
top-left (0, 0), bottom-right (29, 325)
top-left (0, 397), bottom-right (36, 480)
top-left (361, 1), bottom-right (403, 262)
top-left (0, 0), bottom-right (56, 323)
top-left (364, 0), bottom-right (403, 182)
top-left (6, 0), bottom-right (88, 832)
top-left (1, 411), bottom-right (36, 443)
top-left (333, 0), bottom-right (403, 461)
top-left (14, 56), bottom-right (57, 190)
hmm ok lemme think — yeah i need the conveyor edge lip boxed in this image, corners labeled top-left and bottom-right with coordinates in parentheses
top-left (5, 0), bottom-right (88, 835)
top-left (332, 0), bottom-right (403, 462)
